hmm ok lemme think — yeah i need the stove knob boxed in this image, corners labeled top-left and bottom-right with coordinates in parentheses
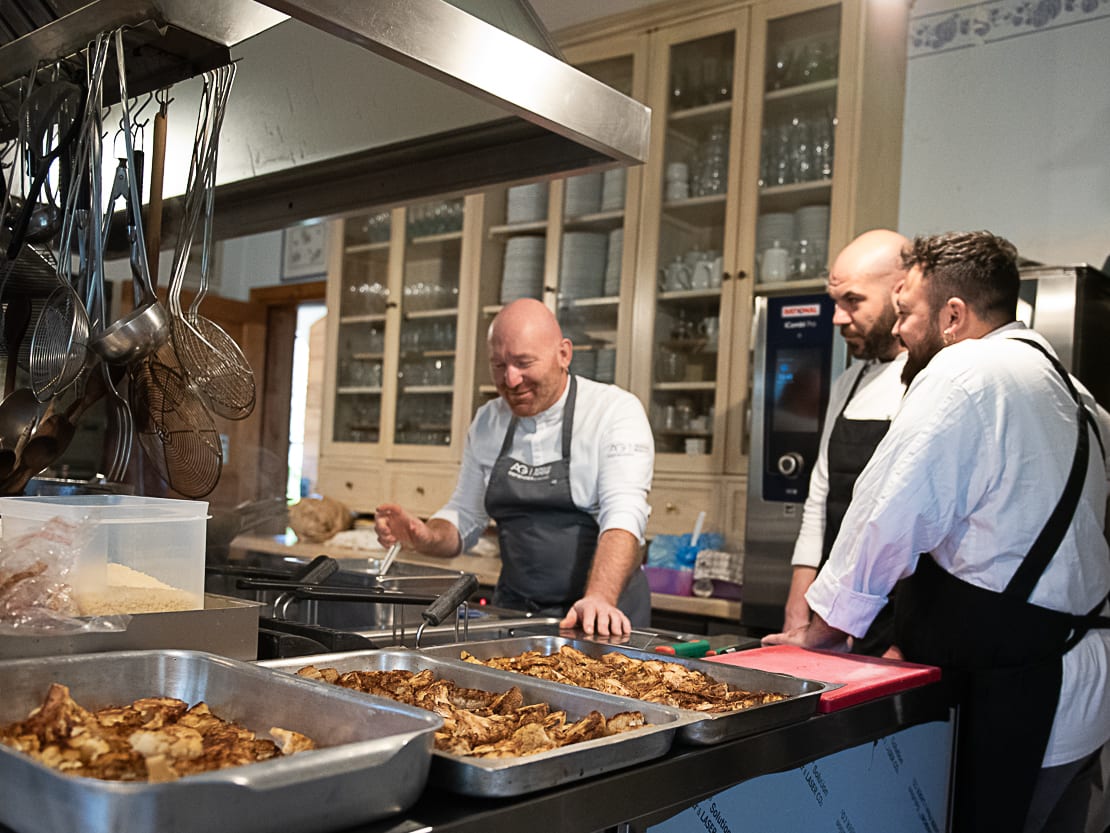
top-left (776, 452), bottom-right (804, 478)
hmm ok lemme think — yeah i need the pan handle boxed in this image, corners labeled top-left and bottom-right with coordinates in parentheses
top-left (291, 555), bottom-right (340, 584)
top-left (421, 573), bottom-right (478, 626)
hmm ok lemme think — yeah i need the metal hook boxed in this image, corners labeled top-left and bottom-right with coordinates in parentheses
top-left (155, 86), bottom-right (174, 112)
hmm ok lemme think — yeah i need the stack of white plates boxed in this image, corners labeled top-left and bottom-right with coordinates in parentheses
top-left (500, 236), bottom-right (546, 303)
top-left (560, 232), bottom-right (608, 299)
top-left (601, 168), bottom-right (627, 211)
top-left (570, 349), bottom-right (597, 379)
top-left (757, 211), bottom-right (795, 253)
top-left (594, 348), bottom-right (616, 383)
top-left (604, 228), bottom-right (623, 296)
top-left (506, 182), bottom-right (548, 224)
top-left (794, 205), bottom-right (830, 247)
top-left (565, 172), bottom-right (603, 217)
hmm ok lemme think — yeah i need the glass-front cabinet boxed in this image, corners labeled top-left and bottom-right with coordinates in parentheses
top-left (323, 196), bottom-right (480, 465)
top-left (330, 209), bottom-right (391, 447)
top-left (631, 10), bottom-right (751, 475)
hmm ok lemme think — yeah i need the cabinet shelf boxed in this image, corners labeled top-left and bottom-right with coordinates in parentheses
top-left (404, 306), bottom-right (459, 319)
top-left (657, 288), bottom-right (722, 303)
top-left (755, 277), bottom-right (827, 295)
top-left (563, 208), bottom-right (624, 231)
top-left (339, 313), bottom-right (387, 324)
top-left (338, 386), bottom-right (383, 395)
top-left (350, 352), bottom-right (385, 361)
top-left (661, 193), bottom-right (728, 229)
top-left (344, 240), bottom-right (390, 254)
top-left (489, 219), bottom-right (548, 237)
top-left (400, 385), bottom-right (455, 394)
top-left (764, 77), bottom-right (837, 102)
top-left (558, 295), bottom-right (620, 309)
top-left (758, 180), bottom-right (832, 214)
top-left (400, 349), bottom-right (456, 358)
top-left (652, 381), bottom-right (718, 392)
top-left (669, 99), bottom-right (732, 122)
top-left (408, 229), bottom-right (463, 246)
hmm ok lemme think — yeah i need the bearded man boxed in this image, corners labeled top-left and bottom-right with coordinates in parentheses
top-left (766, 230), bottom-right (1110, 833)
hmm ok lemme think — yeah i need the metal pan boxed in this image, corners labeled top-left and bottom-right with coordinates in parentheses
top-left (0, 649), bottom-right (441, 833)
top-left (261, 647), bottom-right (700, 797)
top-left (420, 635), bottom-right (831, 746)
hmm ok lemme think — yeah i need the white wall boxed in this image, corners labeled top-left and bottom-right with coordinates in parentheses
top-left (898, 0), bottom-right (1110, 267)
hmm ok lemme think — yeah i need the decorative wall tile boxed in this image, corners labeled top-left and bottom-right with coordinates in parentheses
top-left (909, 0), bottom-right (1110, 57)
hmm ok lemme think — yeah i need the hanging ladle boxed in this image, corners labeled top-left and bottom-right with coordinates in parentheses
top-left (88, 31), bottom-right (170, 364)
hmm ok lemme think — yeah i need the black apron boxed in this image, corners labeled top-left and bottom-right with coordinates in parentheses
top-left (895, 339), bottom-right (1110, 833)
top-left (822, 362), bottom-right (898, 656)
top-left (484, 375), bottom-right (651, 627)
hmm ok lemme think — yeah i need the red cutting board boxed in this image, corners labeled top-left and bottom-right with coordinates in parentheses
top-left (706, 645), bottom-right (942, 713)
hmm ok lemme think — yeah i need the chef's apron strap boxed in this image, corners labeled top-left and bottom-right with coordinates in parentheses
top-left (561, 374), bottom-right (577, 460)
top-left (497, 415), bottom-right (519, 458)
top-left (1006, 339), bottom-right (1092, 601)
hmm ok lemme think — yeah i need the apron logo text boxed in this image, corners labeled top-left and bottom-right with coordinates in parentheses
top-left (507, 462), bottom-right (554, 482)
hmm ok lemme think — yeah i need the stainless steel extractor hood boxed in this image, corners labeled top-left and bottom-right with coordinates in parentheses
top-left (0, 0), bottom-right (651, 240)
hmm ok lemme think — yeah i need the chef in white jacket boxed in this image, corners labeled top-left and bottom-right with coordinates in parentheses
top-left (766, 231), bottom-right (1110, 833)
top-left (783, 230), bottom-right (908, 655)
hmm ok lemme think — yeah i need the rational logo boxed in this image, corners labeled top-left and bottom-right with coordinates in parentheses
top-left (781, 303), bottom-right (821, 318)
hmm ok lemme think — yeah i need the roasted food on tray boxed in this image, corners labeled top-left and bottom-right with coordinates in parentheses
top-left (459, 645), bottom-right (789, 713)
top-left (0, 683), bottom-right (316, 782)
top-left (296, 665), bottom-right (645, 758)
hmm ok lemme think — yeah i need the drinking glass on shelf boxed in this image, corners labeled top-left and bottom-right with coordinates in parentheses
top-left (657, 349), bottom-right (687, 383)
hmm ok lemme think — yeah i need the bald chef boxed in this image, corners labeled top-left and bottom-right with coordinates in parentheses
top-left (375, 299), bottom-right (654, 636)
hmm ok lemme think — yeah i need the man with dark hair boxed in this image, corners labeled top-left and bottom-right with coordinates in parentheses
top-left (766, 230), bottom-right (1110, 833)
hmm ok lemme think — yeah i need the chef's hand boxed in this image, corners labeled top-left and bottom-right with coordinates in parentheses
top-left (762, 613), bottom-right (849, 652)
top-left (374, 503), bottom-right (437, 550)
top-left (561, 594), bottom-right (631, 637)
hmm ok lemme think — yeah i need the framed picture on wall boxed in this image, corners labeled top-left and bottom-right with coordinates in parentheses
top-left (281, 220), bottom-right (329, 281)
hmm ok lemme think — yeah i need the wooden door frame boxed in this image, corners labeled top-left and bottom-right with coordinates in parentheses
top-left (250, 280), bottom-right (327, 502)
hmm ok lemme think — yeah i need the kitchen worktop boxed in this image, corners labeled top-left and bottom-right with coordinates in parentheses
top-left (229, 532), bottom-right (742, 621)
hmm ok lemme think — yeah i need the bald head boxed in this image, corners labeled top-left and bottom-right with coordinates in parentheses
top-left (488, 299), bottom-right (572, 416)
top-left (828, 229), bottom-right (909, 361)
top-left (829, 229), bottom-right (909, 290)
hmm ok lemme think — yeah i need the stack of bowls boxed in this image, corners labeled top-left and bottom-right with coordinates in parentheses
top-left (794, 205), bottom-right (830, 249)
top-left (604, 229), bottom-right (623, 296)
top-left (559, 232), bottom-right (608, 299)
top-left (500, 236), bottom-right (546, 303)
top-left (565, 172), bottom-right (603, 217)
top-left (601, 168), bottom-right (627, 212)
top-left (506, 183), bottom-right (548, 224)
top-left (756, 211), bottom-right (795, 253)
top-left (595, 347), bottom-right (616, 383)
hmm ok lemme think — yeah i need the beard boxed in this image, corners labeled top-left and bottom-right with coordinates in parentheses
top-left (901, 322), bottom-right (946, 386)
top-left (847, 304), bottom-right (900, 361)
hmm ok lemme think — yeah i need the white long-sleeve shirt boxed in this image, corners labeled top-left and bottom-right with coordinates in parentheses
top-left (791, 353), bottom-right (908, 568)
top-left (431, 375), bottom-right (654, 552)
top-left (807, 322), bottom-right (1110, 766)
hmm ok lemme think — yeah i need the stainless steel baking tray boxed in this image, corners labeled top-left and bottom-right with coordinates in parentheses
top-left (261, 647), bottom-right (699, 797)
top-left (421, 636), bottom-right (830, 746)
top-left (0, 650), bottom-right (442, 833)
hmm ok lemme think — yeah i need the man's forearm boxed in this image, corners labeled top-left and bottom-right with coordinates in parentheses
top-left (420, 518), bottom-right (465, 557)
top-left (583, 529), bottom-right (641, 604)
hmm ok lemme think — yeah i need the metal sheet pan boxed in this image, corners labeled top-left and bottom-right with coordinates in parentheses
top-left (261, 648), bottom-right (699, 797)
top-left (420, 636), bottom-right (831, 746)
top-left (0, 650), bottom-right (442, 833)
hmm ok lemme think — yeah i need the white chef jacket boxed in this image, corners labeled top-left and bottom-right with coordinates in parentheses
top-left (432, 375), bottom-right (654, 552)
top-left (807, 322), bottom-right (1110, 766)
top-left (791, 353), bottom-right (908, 568)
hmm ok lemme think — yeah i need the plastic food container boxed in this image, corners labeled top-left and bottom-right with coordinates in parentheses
top-left (0, 495), bottom-right (208, 613)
